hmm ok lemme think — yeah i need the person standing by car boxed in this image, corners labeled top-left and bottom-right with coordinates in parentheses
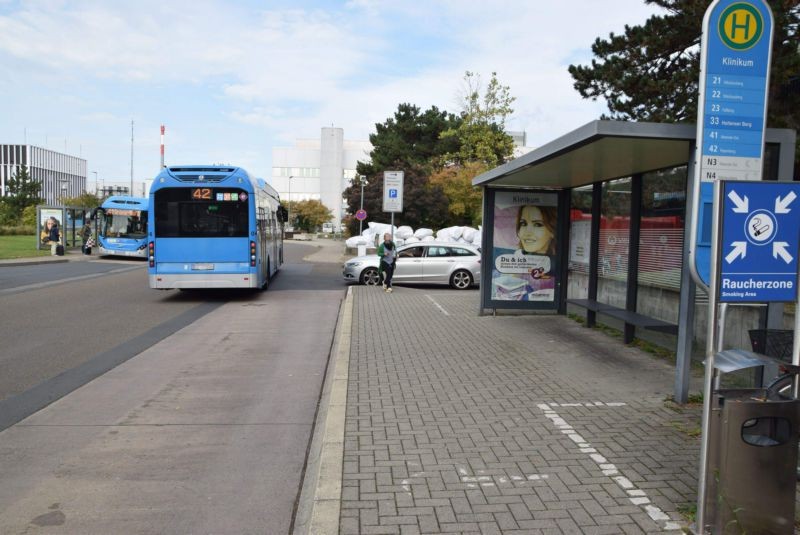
top-left (377, 232), bottom-right (397, 293)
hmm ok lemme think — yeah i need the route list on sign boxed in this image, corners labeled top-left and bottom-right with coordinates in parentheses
top-left (699, 1), bottom-right (773, 183)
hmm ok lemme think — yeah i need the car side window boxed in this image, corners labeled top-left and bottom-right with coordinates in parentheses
top-left (451, 247), bottom-right (475, 256)
top-left (399, 246), bottom-right (424, 258)
top-left (426, 246), bottom-right (448, 257)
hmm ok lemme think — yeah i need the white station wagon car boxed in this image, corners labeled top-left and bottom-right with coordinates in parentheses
top-left (343, 242), bottom-right (481, 290)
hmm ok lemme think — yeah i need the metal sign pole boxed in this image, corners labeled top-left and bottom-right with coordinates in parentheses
top-left (383, 170), bottom-right (403, 242)
top-left (696, 180), bottom-right (724, 532)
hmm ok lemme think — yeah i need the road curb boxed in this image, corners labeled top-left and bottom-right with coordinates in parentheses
top-left (0, 258), bottom-right (70, 267)
top-left (292, 286), bottom-right (352, 535)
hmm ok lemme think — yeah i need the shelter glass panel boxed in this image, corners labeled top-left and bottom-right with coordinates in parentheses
top-left (638, 166), bottom-right (686, 292)
top-left (598, 178), bottom-right (631, 307)
top-left (569, 185), bottom-right (592, 275)
top-left (567, 185), bottom-right (593, 299)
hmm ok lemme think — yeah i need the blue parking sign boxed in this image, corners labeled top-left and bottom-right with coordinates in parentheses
top-left (720, 181), bottom-right (800, 302)
top-left (389, 189), bottom-right (397, 198)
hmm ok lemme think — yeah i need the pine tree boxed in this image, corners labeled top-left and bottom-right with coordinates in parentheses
top-left (5, 165), bottom-right (43, 217)
top-left (568, 0), bottom-right (799, 174)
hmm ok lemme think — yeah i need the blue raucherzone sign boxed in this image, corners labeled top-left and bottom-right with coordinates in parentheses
top-left (720, 181), bottom-right (800, 302)
top-left (691, 0), bottom-right (773, 288)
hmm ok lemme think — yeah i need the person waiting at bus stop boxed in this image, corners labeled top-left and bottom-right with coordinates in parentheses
top-left (377, 232), bottom-right (397, 293)
top-left (80, 218), bottom-right (94, 255)
top-left (46, 217), bottom-right (61, 256)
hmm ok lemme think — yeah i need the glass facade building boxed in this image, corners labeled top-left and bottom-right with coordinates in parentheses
top-left (0, 145), bottom-right (87, 204)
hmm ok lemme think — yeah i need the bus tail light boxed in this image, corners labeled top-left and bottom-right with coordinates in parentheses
top-left (149, 241), bottom-right (155, 267)
top-left (250, 241), bottom-right (256, 267)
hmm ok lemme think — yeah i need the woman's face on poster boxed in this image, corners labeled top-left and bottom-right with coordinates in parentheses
top-left (517, 205), bottom-right (553, 254)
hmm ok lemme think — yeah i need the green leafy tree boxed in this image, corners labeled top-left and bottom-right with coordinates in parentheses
top-left (345, 104), bottom-right (460, 234)
top-left (442, 71), bottom-right (516, 167)
top-left (290, 199), bottom-right (333, 232)
top-left (342, 165), bottom-right (449, 236)
top-left (356, 104), bottom-right (462, 178)
top-left (429, 161), bottom-right (488, 226)
top-left (59, 192), bottom-right (102, 208)
top-left (5, 165), bottom-right (43, 217)
top-left (568, 0), bottom-right (800, 176)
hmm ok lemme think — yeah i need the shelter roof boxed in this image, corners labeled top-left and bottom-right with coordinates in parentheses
top-left (472, 120), bottom-right (793, 189)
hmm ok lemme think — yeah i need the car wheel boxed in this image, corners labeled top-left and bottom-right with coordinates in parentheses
top-left (360, 267), bottom-right (381, 285)
top-left (450, 269), bottom-right (473, 289)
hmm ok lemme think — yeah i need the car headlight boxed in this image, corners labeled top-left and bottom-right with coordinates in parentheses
top-left (345, 261), bottom-right (362, 267)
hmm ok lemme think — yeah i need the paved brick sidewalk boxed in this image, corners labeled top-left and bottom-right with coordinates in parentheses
top-left (341, 286), bottom-right (703, 534)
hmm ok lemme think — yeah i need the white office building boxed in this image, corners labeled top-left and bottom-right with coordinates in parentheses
top-left (271, 127), bottom-right (372, 227)
top-left (507, 131), bottom-right (535, 158)
top-left (0, 144), bottom-right (87, 204)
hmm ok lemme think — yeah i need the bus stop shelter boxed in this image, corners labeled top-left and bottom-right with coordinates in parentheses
top-left (473, 120), bottom-right (797, 402)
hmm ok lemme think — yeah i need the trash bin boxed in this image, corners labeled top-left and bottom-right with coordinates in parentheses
top-left (711, 388), bottom-right (800, 534)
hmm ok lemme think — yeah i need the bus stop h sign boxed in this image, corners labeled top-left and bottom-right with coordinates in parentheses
top-left (720, 181), bottom-right (800, 302)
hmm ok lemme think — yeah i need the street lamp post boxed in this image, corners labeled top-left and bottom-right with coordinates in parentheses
top-left (359, 175), bottom-right (367, 236)
top-left (287, 176), bottom-right (294, 230)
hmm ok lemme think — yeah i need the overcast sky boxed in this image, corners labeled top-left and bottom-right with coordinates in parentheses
top-left (0, 0), bottom-right (662, 188)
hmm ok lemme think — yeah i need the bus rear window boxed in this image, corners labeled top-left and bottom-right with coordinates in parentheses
top-left (155, 188), bottom-right (249, 238)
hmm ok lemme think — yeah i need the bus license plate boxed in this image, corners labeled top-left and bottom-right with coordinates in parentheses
top-left (192, 263), bottom-right (215, 271)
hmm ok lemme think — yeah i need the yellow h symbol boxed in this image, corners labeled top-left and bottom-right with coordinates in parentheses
top-left (730, 12), bottom-right (752, 40)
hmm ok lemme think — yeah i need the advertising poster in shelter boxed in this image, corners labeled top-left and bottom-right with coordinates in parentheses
top-left (491, 191), bottom-right (558, 302)
top-left (38, 208), bottom-right (63, 248)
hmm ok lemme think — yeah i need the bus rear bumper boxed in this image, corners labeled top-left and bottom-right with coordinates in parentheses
top-left (149, 273), bottom-right (259, 289)
top-left (99, 246), bottom-right (147, 258)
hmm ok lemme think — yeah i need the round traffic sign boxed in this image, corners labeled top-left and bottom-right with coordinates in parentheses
top-left (355, 209), bottom-right (367, 221)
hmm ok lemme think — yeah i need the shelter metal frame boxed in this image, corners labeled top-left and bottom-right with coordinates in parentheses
top-left (473, 120), bottom-right (797, 402)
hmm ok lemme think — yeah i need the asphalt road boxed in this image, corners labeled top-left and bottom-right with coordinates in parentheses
top-left (0, 242), bottom-right (345, 533)
top-left (0, 244), bottom-right (325, 407)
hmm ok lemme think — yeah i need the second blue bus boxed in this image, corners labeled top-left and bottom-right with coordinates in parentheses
top-left (148, 166), bottom-right (286, 290)
top-left (97, 196), bottom-right (149, 258)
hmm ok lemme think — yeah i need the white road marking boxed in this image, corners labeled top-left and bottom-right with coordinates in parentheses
top-left (538, 403), bottom-right (681, 532)
top-left (548, 402), bottom-right (628, 407)
top-left (424, 294), bottom-right (450, 315)
top-left (457, 466), bottom-right (548, 488)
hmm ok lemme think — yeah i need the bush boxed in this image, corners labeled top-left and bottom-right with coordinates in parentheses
top-left (0, 201), bottom-right (19, 226)
top-left (0, 225), bottom-right (35, 235)
top-left (21, 205), bottom-right (37, 226)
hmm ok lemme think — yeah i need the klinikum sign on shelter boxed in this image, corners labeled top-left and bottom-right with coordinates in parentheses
top-left (689, 0), bottom-right (774, 287)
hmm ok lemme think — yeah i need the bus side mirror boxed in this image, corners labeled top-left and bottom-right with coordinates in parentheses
top-left (278, 206), bottom-right (289, 223)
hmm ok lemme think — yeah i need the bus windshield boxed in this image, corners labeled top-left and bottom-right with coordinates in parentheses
top-left (154, 188), bottom-right (249, 238)
top-left (102, 209), bottom-right (147, 239)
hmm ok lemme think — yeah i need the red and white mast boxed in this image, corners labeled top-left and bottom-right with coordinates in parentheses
top-left (160, 125), bottom-right (165, 169)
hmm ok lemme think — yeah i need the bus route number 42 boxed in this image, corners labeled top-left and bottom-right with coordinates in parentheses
top-left (192, 188), bottom-right (212, 200)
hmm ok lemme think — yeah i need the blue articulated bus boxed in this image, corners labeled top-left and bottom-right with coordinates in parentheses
top-left (97, 196), bottom-right (149, 258)
top-left (148, 166), bottom-right (286, 290)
